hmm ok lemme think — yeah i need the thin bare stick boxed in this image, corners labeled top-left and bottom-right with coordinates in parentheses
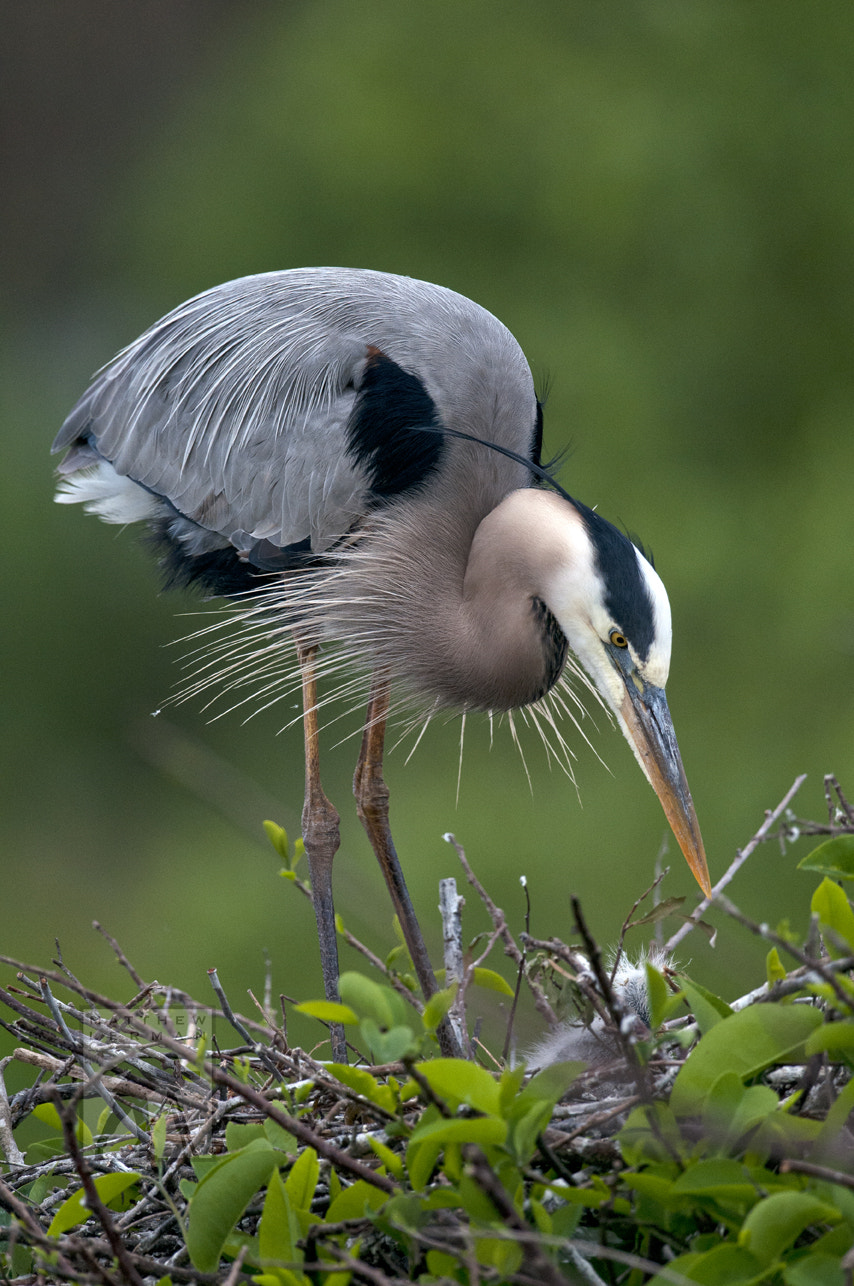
top-left (501, 876), bottom-right (532, 1065)
top-left (612, 867), bottom-right (670, 980)
top-left (445, 833), bottom-right (557, 1027)
top-left (439, 878), bottom-right (467, 1054)
top-left (207, 967), bottom-right (288, 1081)
top-left (54, 1090), bottom-right (146, 1286)
top-left (287, 866), bottom-right (424, 1012)
top-left (40, 977), bottom-right (149, 1145)
top-left (0, 1056), bottom-right (25, 1166)
top-left (713, 892), bottom-right (853, 1010)
top-left (665, 774), bottom-right (808, 953)
top-left (781, 1158), bottom-right (854, 1190)
top-left (93, 921), bottom-right (146, 991)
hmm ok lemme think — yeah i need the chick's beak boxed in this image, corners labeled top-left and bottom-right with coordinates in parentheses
top-left (619, 678), bottom-right (711, 897)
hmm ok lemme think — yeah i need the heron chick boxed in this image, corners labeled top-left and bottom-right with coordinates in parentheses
top-left (53, 268), bottom-right (710, 1060)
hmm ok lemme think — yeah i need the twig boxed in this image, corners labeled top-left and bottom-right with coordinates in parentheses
top-left (502, 876), bottom-right (532, 1065)
top-left (40, 977), bottom-right (150, 1144)
top-left (55, 1090), bottom-right (147, 1286)
top-left (826, 772), bottom-right (854, 825)
top-left (93, 922), bottom-right (146, 991)
top-left (780, 1158), bottom-right (854, 1189)
top-left (440, 877), bottom-right (468, 1054)
top-left (713, 892), bottom-right (853, 1011)
top-left (461, 1144), bottom-right (570, 1286)
top-left (0, 1056), bottom-right (25, 1166)
top-left (724, 954), bottom-right (854, 1013)
top-left (221, 1242), bottom-right (249, 1285)
top-left (207, 967), bottom-right (286, 1082)
top-left (571, 899), bottom-right (640, 1071)
top-left (0, 1176), bottom-right (81, 1280)
top-left (445, 833), bottom-right (557, 1026)
top-left (612, 867), bottom-right (670, 977)
top-left (665, 773), bottom-right (808, 953)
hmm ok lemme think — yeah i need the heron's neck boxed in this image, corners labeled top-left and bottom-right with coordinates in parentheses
top-left (344, 488), bottom-right (577, 712)
top-left (455, 489), bottom-right (571, 708)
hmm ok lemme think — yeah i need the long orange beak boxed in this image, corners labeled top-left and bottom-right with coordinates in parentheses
top-left (619, 680), bottom-right (711, 897)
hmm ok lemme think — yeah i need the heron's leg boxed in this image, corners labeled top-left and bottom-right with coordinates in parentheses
top-left (298, 642), bottom-right (347, 1064)
top-left (354, 677), bottom-right (462, 1058)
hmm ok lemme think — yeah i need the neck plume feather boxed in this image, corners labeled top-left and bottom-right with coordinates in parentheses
top-left (303, 487), bottom-right (573, 713)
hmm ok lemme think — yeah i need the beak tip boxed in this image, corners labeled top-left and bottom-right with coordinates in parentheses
top-left (684, 842), bottom-right (712, 899)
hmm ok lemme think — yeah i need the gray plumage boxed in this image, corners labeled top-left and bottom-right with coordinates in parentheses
top-left (55, 268), bottom-right (534, 560)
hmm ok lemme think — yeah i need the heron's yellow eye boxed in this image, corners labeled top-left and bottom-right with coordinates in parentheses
top-left (609, 630), bottom-right (628, 649)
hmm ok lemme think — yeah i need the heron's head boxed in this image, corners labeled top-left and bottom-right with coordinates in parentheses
top-left (536, 491), bottom-right (711, 897)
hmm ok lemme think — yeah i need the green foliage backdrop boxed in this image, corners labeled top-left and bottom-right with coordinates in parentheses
top-left (3, 1), bottom-right (853, 1052)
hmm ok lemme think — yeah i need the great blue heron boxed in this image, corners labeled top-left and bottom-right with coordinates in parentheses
top-left (53, 267), bottom-right (710, 1061)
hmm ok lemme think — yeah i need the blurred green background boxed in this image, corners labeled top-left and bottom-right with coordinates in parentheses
top-left (3, 1), bottom-right (853, 1056)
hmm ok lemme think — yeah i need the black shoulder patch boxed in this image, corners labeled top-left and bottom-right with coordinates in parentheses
top-left (577, 504), bottom-right (655, 660)
top-left (147, 525), bottom-right (317, 598)
top-left (345, 349), bottom-right (445, 499)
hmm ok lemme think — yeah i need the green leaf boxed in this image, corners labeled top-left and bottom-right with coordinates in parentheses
top-left (151, 1112), bottom-right (168, 1164)
top-left (702, 1070), bottom-right (746, 1137)
top-left (815, 1076), bottom-right (854, 1151)
top-left (294, 1000), bottom-right (359, 1025)
top-left (670, 1003), bottom-right (823, 1116)
top-left (225, 1121), bottom-right (267, 1152)
top-left (619, 1102), bottom-right (685, 1166)
top-left (730, 1084), bottom-right (779, 1138)
top-left (498, 1063), bottom-right (526, 1110)
top-left (422, 984), bottom-right (456, 1032)
top-left (284, 1146), bottom-right (319, 1213)
top-left (186, 1138), bottom-right (279, 1272)
top-left (650, 1243), bottom-right (763, 1285)
top-left (413, 1058), bottom-right (500, 1115)
top-left (426, 1250), bottom-right (459, 1277)
top-left (805, 1020), bottom-right (854, 1059)
top-left (338, 973), bottom-right (400, 1028)
top-left (739, 1192), bottom-right (841, 1266)
top-left (670, 1158), bottom-right (757, 1204)
top-left (645, 960), bottom-right (672, 1029)
top-left (408, 1115), bottom-right (507, 1147)
top-left (529, 1196), bottom-right (552, 1234)
top-left (679, 977), bottom-right (733, 1034)
top-left (359, 1019), bottom-right (418, 1063)
top-left (811, 878), bottom-right (854, 954)
top-left (475, 1234), bottom-right (523, 1275)
top-left (784, 1252), bottom-right (848, 1286)
top-left (264, 819), bottom-right (291, 861)
top-left (255, 1270), bottom-right (315, 1286)
top-left (766, 947), bottom-right (787, 986)
top-left (264, 1118), bottom-right (299, 1154)
top-left (507, 1100), bottom-right (553, 1164)
top-left (798, 836), bottom-right (854, 881)
top-left (519, 1060), bottom-right (585, 1109)
top-left (470, 967), bottom-right (514, 996)
top-left (406, 1135), bottom-right (441, 1192)
top-left (434, 967), bottom-right (514, 992)
top-left (258, 1167), bottom-right (298, 1267)
top-left (32, 1102), bottom-right (92, 1146)
top-left (367, 1135), bottom-right (405, 1180)
top-left (326, 1063), bottom-right (396, 1113)
top-left (325, 1178), bottom-right (387, 1222)
top-left (627, 895), bottom-right (687, 926)
top-left (48, 1172), bottom-right (141, 1236)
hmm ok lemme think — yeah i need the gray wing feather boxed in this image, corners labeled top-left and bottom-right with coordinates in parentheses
top-left (54, 268), bottom-right (536, 552)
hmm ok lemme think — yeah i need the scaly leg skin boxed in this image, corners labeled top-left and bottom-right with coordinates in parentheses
top-left (354, 676), bottom-right (463, 1058)
top-left (298, 642), bottom-right (348, 1064)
